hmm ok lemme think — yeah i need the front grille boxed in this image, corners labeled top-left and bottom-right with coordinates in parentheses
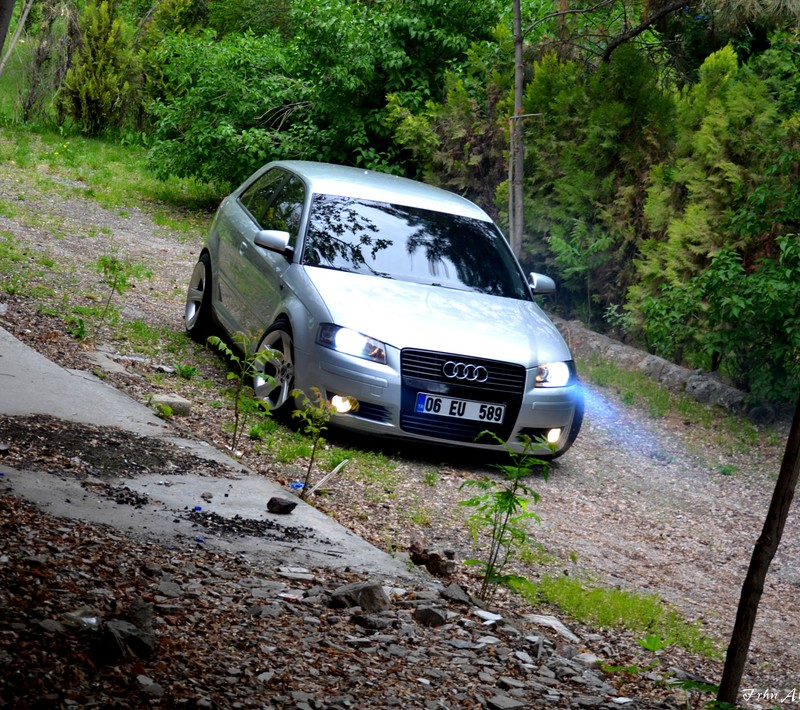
top-left (401, 349), bottom-right (526, 395)
top-left (399, 349), bottom-right (526, 443)
top-left (347, 401), bottom-right (392, 424)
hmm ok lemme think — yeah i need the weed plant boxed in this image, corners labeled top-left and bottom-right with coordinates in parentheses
top-left (460, 432), bottom-right (554, 601)
top-left (207, 333), bottom-right (275, 456)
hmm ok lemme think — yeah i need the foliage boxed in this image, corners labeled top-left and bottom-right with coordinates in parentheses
top-left (632, 45), bottom-right (785, 304)
top-left (387, 24), bottom-right (511, 209)
top-left (147, 30), bottom-right (308, 189)
top-left (291, 387), bottom-right (357, 501)
top-left (638, 235), bottom-right (800, 403)
top-left (529, 574), bottom-right (719, 657)
top-left (654, 0), bottom-right (800, 79)
top-left (519, 44), bottom-right (674, 322)
top-left (94, 252), bottom-right (151, 324)
top-left (206, 333), bottom-right (274, 455)
top-left (57, 1), bottom-right (138, 135)
top-left (459, 432), bottom-right (553, 601)
top-left (749, 29), bottom-right (800, 117)
top-left (146, 0), bottom-right (503, 185)
top-left (16, 1), bottom-right (80, 126)
top-left (207, 0), bottom-right (291, 38)
top-left (291, 387), bottom-right (334, 501)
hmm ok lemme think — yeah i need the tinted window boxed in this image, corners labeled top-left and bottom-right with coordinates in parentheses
top-left (239, 169), bottom-right (286, 226)
top-left (303, 195), bottom-right (531, 300)
top-left (263, 176), bottom-right (305, 248)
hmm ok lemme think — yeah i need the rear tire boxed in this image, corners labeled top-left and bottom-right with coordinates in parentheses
top-left (253, 319), bottom-right (295, 414)
top-left (185, 253), bottom-right (214, 341)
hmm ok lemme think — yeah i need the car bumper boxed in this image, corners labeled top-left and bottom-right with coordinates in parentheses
top-left (295, 343), bottom-right (583, 456)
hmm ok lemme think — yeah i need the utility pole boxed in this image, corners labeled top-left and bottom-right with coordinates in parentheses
top-left (509, 0), bottom-right (524, 257)
top-left (508, 112), bottom-right (540, 258)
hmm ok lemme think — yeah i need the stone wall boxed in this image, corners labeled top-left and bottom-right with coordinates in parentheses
top-left (552, 317), bottom-right (749, 414)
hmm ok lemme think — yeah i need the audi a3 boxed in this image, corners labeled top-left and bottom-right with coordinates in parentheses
top-left (184, 160), bottom-right (583, 456)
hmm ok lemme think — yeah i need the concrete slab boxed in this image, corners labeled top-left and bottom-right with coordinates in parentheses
top-left (0, 326), bottom-right (418, 581)
top-left (0, 325), bottom-right (170, 435)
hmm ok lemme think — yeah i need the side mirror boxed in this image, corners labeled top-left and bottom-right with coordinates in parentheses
top-left (529, 272), bottom-right (556, 295)
top-left (254, 229), bottom-right (290, 252)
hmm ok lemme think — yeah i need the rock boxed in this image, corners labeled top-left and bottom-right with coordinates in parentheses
top-left (140, 562), bottom-right (162, 577)
top-left (330, 581), bottom-right (391, 612)
top-left (351, 613), bottom-right (393, 630)
top-left (474, 608), bottom-right (503, 623)
top-left (136, 675), bottom-right (164, 698)
top-left (524, 614), bottom-right (581, 643)
top-left (100, 618), bottom-right (155, 660)
top-left (407, 540), bottom-right (457, 576)
top-left (267, 496), bottom-right (298, 514)
top-left (440, 582), bottom-right (472, 605)
top-left (156, 580), bottom-right (183, 598)
top-left (413, 606), bottom-right (447, 627)
top-left (149, 393), bottom-right (191, 416)
top-left (487, 693), bottom-right (527, 709)
top-left (37, 619), bottom-right (66, 633)
top-left (573, 651), bottom-right (602, 669)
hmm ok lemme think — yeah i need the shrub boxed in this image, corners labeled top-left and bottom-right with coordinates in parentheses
top-left (639, 235), bottom-right (800, 404)
top-left (57, 1), bottom-right (138, 135)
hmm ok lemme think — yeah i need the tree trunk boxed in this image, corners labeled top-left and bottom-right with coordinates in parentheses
top-left (717, 394), bottom-right (800, 703)
top-left (0, 0), bottom-right (16, 60)
top-left (0, 0), bottom-right (34, 79)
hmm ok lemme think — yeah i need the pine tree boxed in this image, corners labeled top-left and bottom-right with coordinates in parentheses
top-left (57, 1), bottom-right (136, 135)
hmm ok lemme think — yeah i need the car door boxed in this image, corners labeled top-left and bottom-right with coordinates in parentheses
top-left (234, 172), bottom-right (306, 339)
top-left (214, 168), bottom-right (287, 333)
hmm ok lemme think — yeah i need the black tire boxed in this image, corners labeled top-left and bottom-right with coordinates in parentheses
top-left (185, 252), bottom-right (214, 341)
top-left (253, 319), bottom-right (295, 414)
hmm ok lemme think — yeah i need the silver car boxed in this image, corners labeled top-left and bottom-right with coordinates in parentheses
top-left (184, 160), bottom-right (583, 456)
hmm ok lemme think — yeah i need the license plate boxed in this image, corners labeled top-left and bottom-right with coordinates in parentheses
top-left (415, 393), bottom-right (505, 423)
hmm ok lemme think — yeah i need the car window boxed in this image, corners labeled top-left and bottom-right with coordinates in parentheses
top-left (239, 169), bottom-right (286, 227)
top-left (303, 194), bottom-right (531, 301)
top-left (262, 176), bottom-right (305, 249)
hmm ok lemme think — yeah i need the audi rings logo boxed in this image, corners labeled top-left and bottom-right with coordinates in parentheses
top-left (442, 360), bottom-right (489, 383)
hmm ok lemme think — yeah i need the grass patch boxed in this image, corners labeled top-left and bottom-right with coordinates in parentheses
top-left (528, 574), bottom-right (720, 658)
top-left (115, 320), bottom-right (188, 356)
top-left (0, 128), bottom-right (219, 224)
top-left (0, 197), bottom-right (19, 218)
top-left (407, 505), bottom-right (433, 527)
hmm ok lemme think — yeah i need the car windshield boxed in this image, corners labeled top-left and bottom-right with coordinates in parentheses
top-left (302, 194), bottom-right (531, 300)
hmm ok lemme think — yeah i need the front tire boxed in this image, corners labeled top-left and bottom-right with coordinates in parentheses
top-left (185, 253), bottom-right (214, 341)
top-left (253, 319), bottom-right (295, 414)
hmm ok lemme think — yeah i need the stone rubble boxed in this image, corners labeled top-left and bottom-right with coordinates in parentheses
top-left (0, 494), bottom-right (701, 709)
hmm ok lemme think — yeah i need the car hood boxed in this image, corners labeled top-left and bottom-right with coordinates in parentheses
top-left (302, 267), bottom-right (571, 366)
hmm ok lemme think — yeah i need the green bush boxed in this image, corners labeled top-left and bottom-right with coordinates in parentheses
top-left (640, 235), bottom-right (800, 404)
top-left (146, 30), bottom-right (309, 189)
top-left (57, 1), bottom-right (138, 135)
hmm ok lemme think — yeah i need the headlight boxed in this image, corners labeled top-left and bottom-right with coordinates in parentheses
top-left (317, 324), bottom-right (387, 364)
top-left (535, 361), bottom-right (575, 388)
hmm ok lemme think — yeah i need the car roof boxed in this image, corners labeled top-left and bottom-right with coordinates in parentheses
top-left (266, 160), bottom-right (493, 222)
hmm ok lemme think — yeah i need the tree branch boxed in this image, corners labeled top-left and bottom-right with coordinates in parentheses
top-left (523, 0), bottom-right (617, 38)
top-left (601, 0), bottom-right (691, 62)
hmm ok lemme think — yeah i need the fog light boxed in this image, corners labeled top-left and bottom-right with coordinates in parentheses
top-left (331, 395), bottom-right (357, 414)
top-left (546, 428), bottom-right (562, 444)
